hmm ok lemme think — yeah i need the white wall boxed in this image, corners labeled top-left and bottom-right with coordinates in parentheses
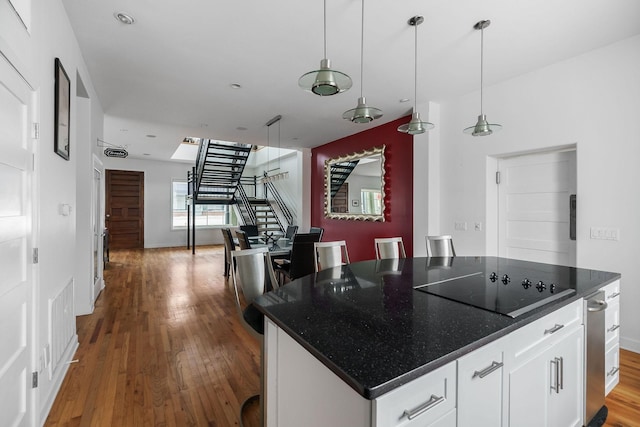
top-left (428, 35), bottom-right (640, 352)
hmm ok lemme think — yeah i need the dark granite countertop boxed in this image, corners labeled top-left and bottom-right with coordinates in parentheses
top-left (253, 256), bottom-right (620, 399)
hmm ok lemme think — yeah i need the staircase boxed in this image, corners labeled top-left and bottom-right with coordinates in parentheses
top-left (330, 160), bottom-right (359, 198)
top-left (190, 139), bottom-right (253, 204)
top-left (236, 182), bottom-right (285, 236)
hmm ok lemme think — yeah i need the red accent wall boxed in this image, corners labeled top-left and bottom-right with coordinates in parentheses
top-left (311, 116), bottom-right (414, 261)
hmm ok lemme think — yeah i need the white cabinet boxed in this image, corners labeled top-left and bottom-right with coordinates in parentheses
top-left (507, 299), bottom-right (584, 427)
top-left (601, 280), bottom-right (620, 395)
top-left (457, 338), bottom-right (505, 427)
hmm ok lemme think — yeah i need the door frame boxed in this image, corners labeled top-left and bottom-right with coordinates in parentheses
top-left (91, 155), bottom-right (104, 303)
top-left (486, 144), bottom-right (577, 258)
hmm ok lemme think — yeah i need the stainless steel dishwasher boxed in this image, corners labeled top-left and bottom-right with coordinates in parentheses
top-left (584, 291), bottom-right (608, 426)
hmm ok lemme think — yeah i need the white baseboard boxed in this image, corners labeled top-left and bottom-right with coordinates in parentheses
top-left (620, 336), bottom-right (640, 354)
top-left (39, 336), bottom-right (79, 426)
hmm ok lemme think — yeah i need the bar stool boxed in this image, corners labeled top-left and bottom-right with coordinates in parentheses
top-left (314, 240), bottom-right (350, 272)
top-left (426, 235), bottom-right (456, 257)
top-left (374, 237), bottom-right (406, 259)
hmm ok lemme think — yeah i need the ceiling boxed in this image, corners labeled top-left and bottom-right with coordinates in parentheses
top-left (62, 0), bottom-right (640, 162)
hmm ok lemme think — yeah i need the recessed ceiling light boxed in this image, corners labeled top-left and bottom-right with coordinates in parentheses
top-left (230, 83), bottom-right (242, 89)
top-left (143, 153), bottom-right (151, 156)
top-left (399, 98), bottom-right (410, 103)
top-left (146, 134), bottom-right (156, 138)
top-left (119, 128), bottom-right (128, 132)
top-left (236, 126), bottom-right (248, 131)
top-left (114, 12), bottom-right (135, 25)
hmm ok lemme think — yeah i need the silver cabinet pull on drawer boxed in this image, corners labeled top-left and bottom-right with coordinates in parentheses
top-left (607, 366), bottom-right (620, 377)
top-left (608, 292), bottom-right (620, 299)
top-left (607, 324), bottom-right (620, 332)
top-left (472, 361), bottom-right (504, 379)
top-left (544, 323), bottom-right (564, 335)
top-left (403, 394), bottom-right (445, 420)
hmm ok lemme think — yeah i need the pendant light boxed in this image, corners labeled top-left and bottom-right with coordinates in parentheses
top-left (398, 16), bottom-right (434, 135)
top-left (298, 0), bottom-right (352, 96)
top-left (463, 20), bottom-right (502, 136)
top-left (342, 0), bottom-right (382, 123)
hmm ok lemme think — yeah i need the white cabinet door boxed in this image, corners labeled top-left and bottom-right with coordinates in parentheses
top-left (457, 340), bottom-right (504, 427)
top-left (547, 326), bottom-right (584, 427)
top-left (508, 325), bottom-right (584, 427)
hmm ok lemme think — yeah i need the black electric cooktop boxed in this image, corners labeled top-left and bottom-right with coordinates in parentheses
top-left (414, 265), bottom-right (576, 318)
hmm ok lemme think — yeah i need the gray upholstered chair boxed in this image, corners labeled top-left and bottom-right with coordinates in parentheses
top-left (374, 237), bottom-right (406, 259)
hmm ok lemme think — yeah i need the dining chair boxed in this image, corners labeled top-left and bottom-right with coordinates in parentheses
top-left (426, 235), bottom-right (456, 257)
top-left (314, 240), bottom-right (350, 272)
top-left (285, 225), bottom-right (298, 239)
top-left (239, 224), bottom-right (259, 238)
top-left (236, 230), bottom-right (252, 250)
top-left (273, 232), bottom-right (321, 284)
top-left (374, 237), bottom-right (406, 260)
top-left (230, 247), bottom-right (279, 426)
top-left (309, 226), bottom-right (324, 241)
top-left (221, 228), bottom-right (236, 277)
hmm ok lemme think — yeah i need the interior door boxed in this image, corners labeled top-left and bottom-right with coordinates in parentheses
top-left (92, 167), bottom-right (103, 301)
top-left (105, 170), bottom-right (144, 249)
top-left (0, 53), bottom-right (34, 427)
top-left (498, 150), bottom-right (577, 266)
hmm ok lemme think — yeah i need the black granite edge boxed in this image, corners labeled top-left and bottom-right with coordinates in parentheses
top-left (255, 264), bottom-right (621, 400)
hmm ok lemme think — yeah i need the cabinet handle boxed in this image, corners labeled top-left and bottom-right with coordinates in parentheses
top-left (608, 292), bottom-right (620, 300)
top-left (559, 356), bottom-right (564, 391)
top-left (472, 361), bottom-right (504, 379)
top-left (403, 394), bottom-right (445, 420)
top-left (607, 324), bottom-right (620, 332)
top-left (550, 357), bottom-right (562, 394)
top-left (544, 324), bottom-right (564, 335)
top-left (607, 366), bottom-right (620, 377)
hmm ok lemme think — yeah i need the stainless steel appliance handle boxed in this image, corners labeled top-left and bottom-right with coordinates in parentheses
top-left (544, 323), bottom-right (564, 335)
top-left (587, 299), bottom-right (608, 312)
top-left (403, 394), bottom-right (445, 420)
top-left (472, 361), bottom-right (504, 379)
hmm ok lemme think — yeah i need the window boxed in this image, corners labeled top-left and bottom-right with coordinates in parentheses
top-left (361, 188), bottom-right (382, 215)
top-left (171, 180), bottom-right (238, 228)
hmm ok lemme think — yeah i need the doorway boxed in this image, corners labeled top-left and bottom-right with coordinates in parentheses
top-left (92, 165), bottom-right (103, 301)
top-left (497, 149), bottom-right (577, 266)
top-left (105, 170), bottom-right (145, 249)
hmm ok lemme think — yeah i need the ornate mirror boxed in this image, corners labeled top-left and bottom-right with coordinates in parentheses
top-left (324, 145), bottom-right (385, 221)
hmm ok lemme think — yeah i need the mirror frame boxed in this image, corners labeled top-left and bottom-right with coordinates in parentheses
top-left (324, 145), bottom-right (386, 222)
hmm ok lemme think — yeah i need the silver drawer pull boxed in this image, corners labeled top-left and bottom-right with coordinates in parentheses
top-left (607, 366), bottom-right (620, 377)
top-left (403, 394), bottom-right (445, 420)
top-left (607, 324), bottom-right (620, 332)
top-left (472, 361), bottom-right (504, 379)
top-left (608, 292), bottom-right (620, 299)
top-left (544, 324), bottom-right (564, 335)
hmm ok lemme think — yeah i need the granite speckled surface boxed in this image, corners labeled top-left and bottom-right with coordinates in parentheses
top-left (253, 256), bottom-right (620, 399)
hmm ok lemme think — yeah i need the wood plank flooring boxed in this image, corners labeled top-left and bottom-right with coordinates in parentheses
top-left (45, 246), bottom-right (260, 427)
top-left (45, 246), bottom-right (640, 426)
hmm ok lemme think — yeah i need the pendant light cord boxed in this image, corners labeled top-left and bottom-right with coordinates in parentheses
top-left (359, 0), bottom-right (364, 97)
top-left (413, 19), bottom-right (418, 111)
top-left (323, 0), bottom-right (327, 59)
top-left (480, 26), bottom-right (484, 115)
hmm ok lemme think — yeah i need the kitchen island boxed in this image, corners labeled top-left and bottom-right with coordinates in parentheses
top-left (253, 256), bottom-right (620, 426)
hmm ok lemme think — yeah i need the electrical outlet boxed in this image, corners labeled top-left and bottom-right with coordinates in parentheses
top-left (590, 227), bottom-right (620, 241)
top-left (474, 222), bottom-right (482, 231)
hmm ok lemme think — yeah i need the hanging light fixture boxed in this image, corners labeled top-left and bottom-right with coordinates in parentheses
top-left (342, 0), bottom-right (382, 123)
top-left (298, 0), bottom-right (352, 96)
top-left (464, 20), bottom-right (502, 136)
top-left (398, 16), bottom-right (434, 135)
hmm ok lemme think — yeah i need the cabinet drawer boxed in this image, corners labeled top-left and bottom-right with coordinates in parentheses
top-left (605, 344), bottom-right (620, 395)
top-left (373, 361), bottom-right (456, 427)
top-left (605, 299), bottom-right (620, 347)
top-left (601, 280), bottom-right (621, 303)
top-left (510, 299), bottom-right (583, 363)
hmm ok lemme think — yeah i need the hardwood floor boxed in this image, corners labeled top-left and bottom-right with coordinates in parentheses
top-left (45, 246), bottom-right (260, 427)
top-left (45, 246), bottom-right (640, 426)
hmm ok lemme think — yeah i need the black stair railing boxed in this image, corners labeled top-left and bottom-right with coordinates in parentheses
top-left (236, 184), bottom-right (257, 226)
top-left (263, 172), bottom-right (294, 227)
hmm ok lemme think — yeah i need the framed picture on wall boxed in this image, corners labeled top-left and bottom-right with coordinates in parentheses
top-left (54, 57), bottom-right (70, 160)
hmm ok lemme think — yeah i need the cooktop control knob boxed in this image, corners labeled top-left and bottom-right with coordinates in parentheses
top-left (489, 272), bottom-right (498, 282)
top-left (522, 279), bottom-right (532, 289)
top-left (502, 274), bottom-right (511, 285)
top-left (550, 283), bottom-right (556, 293)
top-left (536, 281), bottom-right (546, 292)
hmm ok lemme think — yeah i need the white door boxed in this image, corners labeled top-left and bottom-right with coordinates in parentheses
top-left (498, 150), bottom-right (577, 266)
top-left (0, 55), bottom-right (35, 426)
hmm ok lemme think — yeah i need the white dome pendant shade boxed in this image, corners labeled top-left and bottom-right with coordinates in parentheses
top-left (343, 0), bottom-right (382, 123)
top-left (398, 16), bottom-right (434, 135)
top-left (299, 0), bottom-right (352, 96)
top-left (463, 20), bottom-right (502, 136)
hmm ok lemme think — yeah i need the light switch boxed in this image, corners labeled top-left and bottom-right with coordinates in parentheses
top-left (474, 222), bottom-right (482, 231)
top-left (454, 221), bottom-right (467, 231)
